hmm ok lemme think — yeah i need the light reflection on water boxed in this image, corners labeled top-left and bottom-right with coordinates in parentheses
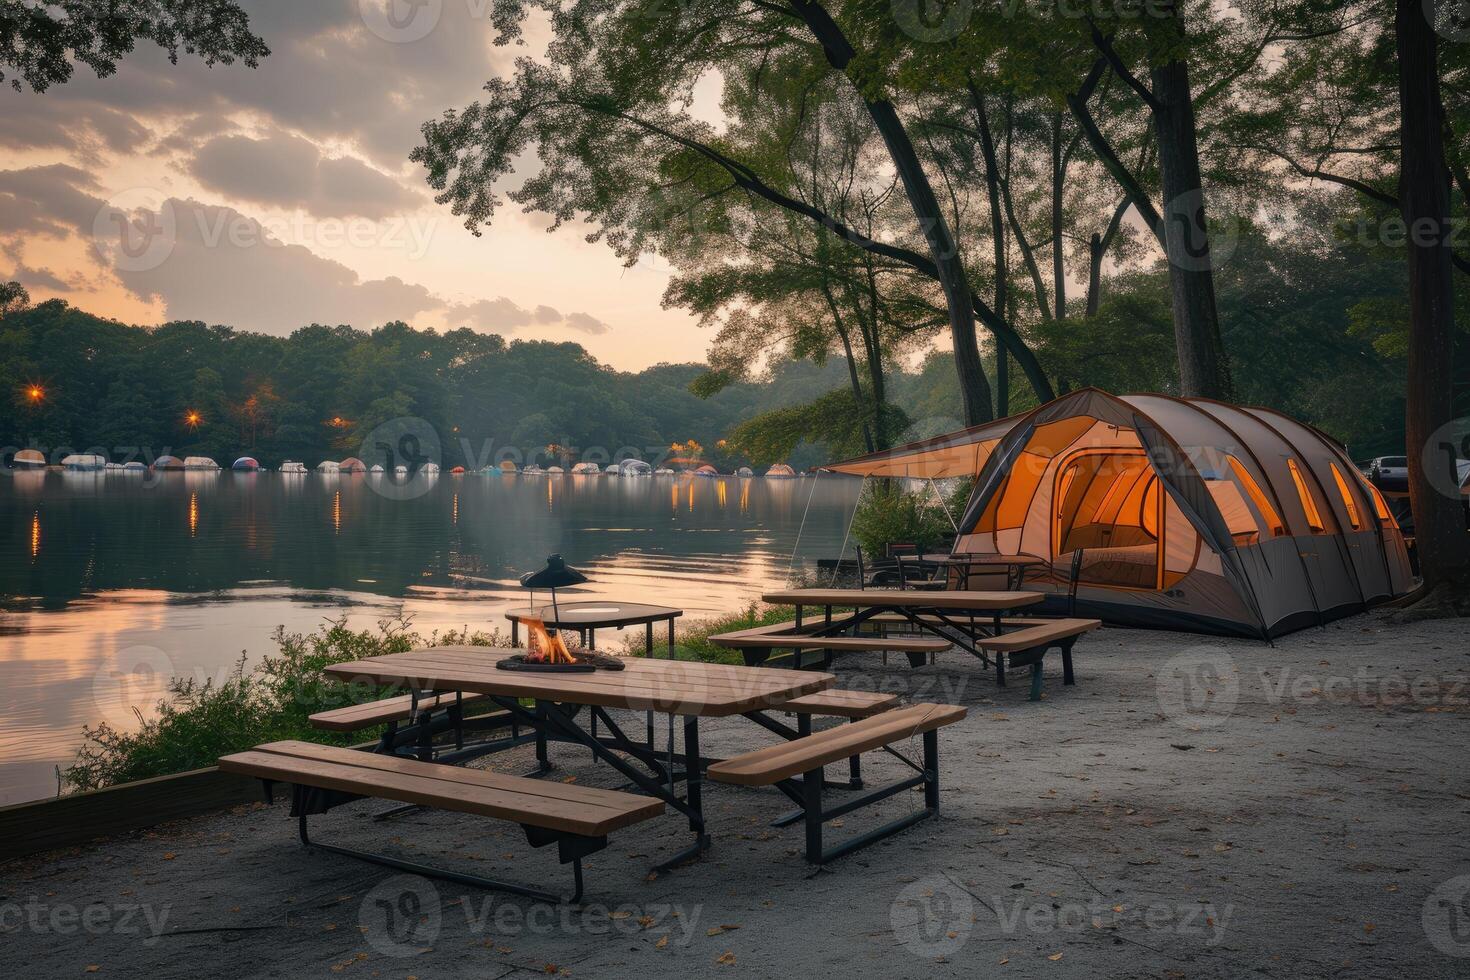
top-left (0, 470), bottom-right (860, 804)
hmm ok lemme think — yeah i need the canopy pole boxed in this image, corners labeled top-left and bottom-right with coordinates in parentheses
top-left (830, 475), bottom-right (868, 587)
top-left (927, 477), bottom-right (960, 534)
top-left (786, 470), bottom-right (822, 584)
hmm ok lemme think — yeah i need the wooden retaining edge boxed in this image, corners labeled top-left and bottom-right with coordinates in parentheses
top-left (0, 765), bottom-right (261, 863)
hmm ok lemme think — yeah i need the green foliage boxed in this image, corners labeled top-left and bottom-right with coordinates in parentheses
top-left (850, 479), bottom-right (970, 558)
top-left (727, 387), bottom-right (909, 466)
top-left (62, 618), bottom-right (502, 792)
top-left (0, 301), bottom-right (871, 469)
top-left (0, 1), bottom-right (269, 94)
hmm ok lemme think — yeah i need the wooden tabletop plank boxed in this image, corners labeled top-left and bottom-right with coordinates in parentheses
top-left (760, 588), bottom-right (1045, 610)
top-left (367, 649), bottom-right (819, 694)
top-left (324, 650), bottom-right (833, 717)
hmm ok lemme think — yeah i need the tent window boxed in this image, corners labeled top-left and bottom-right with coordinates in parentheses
top-left (1287, 458), bottom-right (1326, 533)
top-left (1355, 470), bottom-right (1395, 524)
top-left (1329, 463), bottom-right (1363, 530)
top-left (1225, 456), bottom-right (1285, 536)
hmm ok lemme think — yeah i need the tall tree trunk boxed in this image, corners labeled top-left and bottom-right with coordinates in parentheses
top-left (793, 0), bottom-right (992, 423)
top-left (821, 283), bottom-right (875, 454)
top-left (1146, 9), bottom-right (1233, 398)
top-left (979, 86), bottom-right (1011, 416)
top-left (1051, 112), bottom-right (1067, 321)
top-left (1396, 0), bottom-right (1470, 610)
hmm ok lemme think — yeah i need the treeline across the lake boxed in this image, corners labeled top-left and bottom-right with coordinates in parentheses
top-left (0, 296), bottom-right (971, 469)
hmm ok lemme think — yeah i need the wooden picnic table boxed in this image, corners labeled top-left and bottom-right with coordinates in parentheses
top-left (503, 601), bottom-right (682, 654)
top-left (911, 553), bottom-right (1049, 590)
top-left (325, 648), bottom-right (833, 871)
top-left (760, 587), bottom-right (1045, 667)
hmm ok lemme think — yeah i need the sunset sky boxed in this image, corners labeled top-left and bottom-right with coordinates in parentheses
top-left (0, 1), bottom-right (724, 371)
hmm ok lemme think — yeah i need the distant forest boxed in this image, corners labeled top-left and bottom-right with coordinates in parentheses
top-left (0, 297), bottom-right (977, 471)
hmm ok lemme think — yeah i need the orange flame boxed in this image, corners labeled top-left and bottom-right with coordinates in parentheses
top-left (523, 617), bottom-right (575, 664)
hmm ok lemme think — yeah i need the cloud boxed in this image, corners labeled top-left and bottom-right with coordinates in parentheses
top-left (112, 199), bottom-right (439, 333)
top-left (189, 133), bottom-right (421, 219)
top-left (564, 311), bottom-right (611, 335)
top-left (445, 298), bottom-right (612, 336)
top-left (0, 165), bottom-right (106, 239)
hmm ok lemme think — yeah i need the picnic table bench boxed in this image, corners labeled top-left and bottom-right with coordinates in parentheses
top-left (709, 703), bottom-right (967, 863)
top-left (709, 620), bottom-right (951, 669)
top-left (219, 740), bottom-right (664, 903)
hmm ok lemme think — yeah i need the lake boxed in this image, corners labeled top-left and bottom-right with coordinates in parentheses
top-left (0, 469), bottom-right (863, 805)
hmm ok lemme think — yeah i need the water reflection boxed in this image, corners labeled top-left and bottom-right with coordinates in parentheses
top-left (0, 470), bottom-right (862, 805)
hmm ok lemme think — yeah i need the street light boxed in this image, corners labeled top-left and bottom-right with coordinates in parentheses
top-left (25, 385), bottom-right (43, 403)
top-left (185, 410), bottom-right (202, 429)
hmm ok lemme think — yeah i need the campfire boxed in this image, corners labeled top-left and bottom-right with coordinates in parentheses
top-left (524, 616), bottom-right (575, 665)
top-left (496, 554), bottom-right (626, 672)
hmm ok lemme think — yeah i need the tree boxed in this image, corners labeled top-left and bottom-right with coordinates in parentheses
top-left (1395, 0), bottom-right (1470, 612)
top-left (0, 0), bottom-right (268, 93)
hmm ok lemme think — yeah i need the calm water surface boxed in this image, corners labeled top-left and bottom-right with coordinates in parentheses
top-left (0, 470), bottom-right (862, 804)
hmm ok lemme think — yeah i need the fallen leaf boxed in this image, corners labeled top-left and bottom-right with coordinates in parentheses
top-left (716, 952), bottom-right (737, 966)
top-left (1048, 952), bottom-right (1064, 961)
top-left (655, 935), bottom-right (669, 950)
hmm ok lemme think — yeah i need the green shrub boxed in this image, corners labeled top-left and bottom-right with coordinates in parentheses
top-left (63, 618), bottom-right (503, 793)
top-left (850, 479), bottom-right (972, 558)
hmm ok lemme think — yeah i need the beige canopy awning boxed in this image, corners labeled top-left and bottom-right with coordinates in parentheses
top-left (819, 417), bottom-right (1020, 479)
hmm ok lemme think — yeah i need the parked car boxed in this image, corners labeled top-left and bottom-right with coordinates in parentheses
top-left (1369, 455), bottom-right (1408, 492)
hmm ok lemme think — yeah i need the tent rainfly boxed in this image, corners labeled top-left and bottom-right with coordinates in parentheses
top-left (232, 457), bottom-right (260, 471)
top-left (821, 388), bottom-right (1413, 638)
top-left (12, 449), bottom-right (46, 468)
top-left (764, 463), bottom-right (797, 478)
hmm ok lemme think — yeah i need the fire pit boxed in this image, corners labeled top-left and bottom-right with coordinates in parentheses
top-left (497, 616), bottom-right (625, 672)
top-left (498, 555), bottom-right (626, 672)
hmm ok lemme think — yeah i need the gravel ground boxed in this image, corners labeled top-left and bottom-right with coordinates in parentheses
top-left (3, 612), bottom-right (1468, 979)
